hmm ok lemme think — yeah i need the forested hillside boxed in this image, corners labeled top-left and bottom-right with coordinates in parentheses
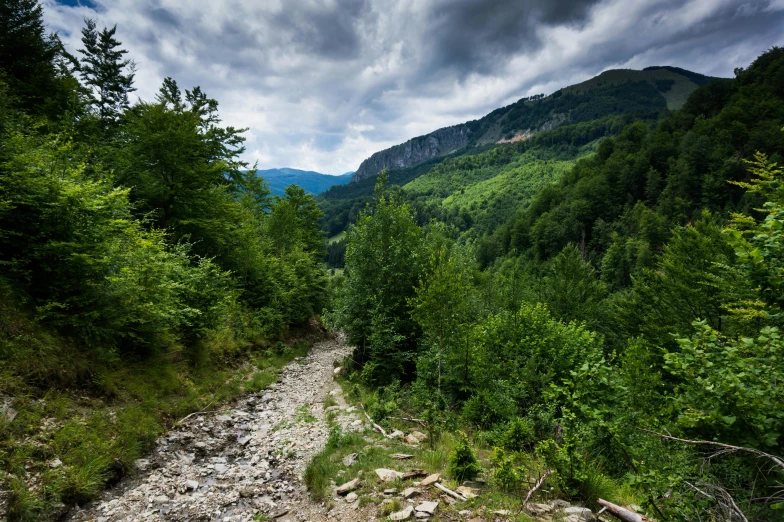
top-left (351, 66), bottom-right (713, 182)
top-left (318, 69), bottom-right (716, 267)
top-left (0, 1), bottom-right (327, 518)
top-left (328, 48), bottom-right (784, 521)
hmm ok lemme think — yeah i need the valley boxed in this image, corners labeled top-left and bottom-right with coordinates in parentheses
top-left (2, 1), bottom-right (784, 521)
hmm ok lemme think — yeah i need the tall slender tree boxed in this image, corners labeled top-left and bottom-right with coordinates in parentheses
top-left (78, 18), bottom-right (135, 128)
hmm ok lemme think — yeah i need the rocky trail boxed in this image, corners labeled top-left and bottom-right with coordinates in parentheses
top-left (69, 334), bottom-right (372, 522)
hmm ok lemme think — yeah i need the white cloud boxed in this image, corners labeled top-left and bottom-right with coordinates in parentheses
top-left (43, 0), bottom-right (784, 174)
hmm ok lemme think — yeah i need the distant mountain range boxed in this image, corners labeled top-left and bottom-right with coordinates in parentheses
top-left (255, 168), bottom-right (353, 196)
top-left (351, 65), bottom-right (715, 182)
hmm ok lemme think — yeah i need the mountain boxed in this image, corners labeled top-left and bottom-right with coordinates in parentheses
top-left (257, 168), bottom-right (353, 196)
top-left (351, 66), bottom-right (715, 182)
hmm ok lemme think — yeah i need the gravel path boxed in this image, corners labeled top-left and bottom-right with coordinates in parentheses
top-left (69, 334), bottom-right (374, 522)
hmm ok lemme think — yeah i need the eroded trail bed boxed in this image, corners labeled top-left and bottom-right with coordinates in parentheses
top-left (69, 335), bottom-right (370, 522)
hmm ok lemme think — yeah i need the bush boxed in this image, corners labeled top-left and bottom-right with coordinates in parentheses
top-left (448, 431), bottom-right (481, 482)
top-left (461, 384), bottom-right (517, 429)
top-left (493, 417), bottom-right (536, 451)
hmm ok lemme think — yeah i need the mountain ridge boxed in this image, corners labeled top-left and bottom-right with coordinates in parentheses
top-left (256, 168), bottom-right (353, 196)
top-left (351, 65), bottom-right (718, 183)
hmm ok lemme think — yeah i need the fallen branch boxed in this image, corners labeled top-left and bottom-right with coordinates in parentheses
top-left (598, 499), bottom-right (648, 522)
top-left (433, 482), bottom-right (467, 501)
top-left (523, 470), bottom-right (552, 508)
top-left (360, 404), bottom-right (389, 438)
top-left (388, 415), bottom-right (427, 427)
top-left (638, 428), bottom-right (784, 472)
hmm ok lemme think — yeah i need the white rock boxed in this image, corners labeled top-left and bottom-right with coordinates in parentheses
top-left (389, 505), bottom-right (414, 520)
top-left (342, 453), bottom-right (358, 466)
top-left (456, 486), bottom-right (478, 499)
top-left (345, 492), bottom-right (358, 502)
top-left (415, 500), bottom-right (439, 514)
top-left (49, 458), bottom-right (62, 468)
top-left (336, 478), bottom-right (359, 494)
top-left (419, 473), bottom-right (440, 487)
top-left (184, 480), bottom-right (199, 491)
top-left (565, 506), bottom-right (595, 520)
top-left (527, 502), bottom-right (553, 515)
top-left (401, 487), bottom-right (419, 499)
top-left (375, 468), bottom-right (403, 482)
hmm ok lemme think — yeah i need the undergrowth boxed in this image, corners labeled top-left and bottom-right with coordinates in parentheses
top-left (303, 371), bottom-right (644, 520)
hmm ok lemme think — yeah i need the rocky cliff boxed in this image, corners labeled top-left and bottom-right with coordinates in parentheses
top-left (352, 124), bottom-right (472, 182)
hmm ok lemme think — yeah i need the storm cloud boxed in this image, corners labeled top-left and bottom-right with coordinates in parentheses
top-left (43, 0), bottom-right (784, 174)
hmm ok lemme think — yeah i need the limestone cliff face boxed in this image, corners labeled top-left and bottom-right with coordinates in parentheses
top-left (351, 124), bottom-right (472, 182)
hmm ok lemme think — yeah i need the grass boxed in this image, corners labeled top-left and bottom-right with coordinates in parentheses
top-left (295, 405), bottom-right (318, 424)
top-left (1, 317), bottom-right (323, 521)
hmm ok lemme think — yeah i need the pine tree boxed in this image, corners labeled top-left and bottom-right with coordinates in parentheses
top-left (78, 18), bottom-right (135, 127)
top-left (0, 0), bottom-right (66, 112)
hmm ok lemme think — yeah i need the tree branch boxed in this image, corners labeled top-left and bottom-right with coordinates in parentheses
top-left (637, 428), bottom-right (784, 472)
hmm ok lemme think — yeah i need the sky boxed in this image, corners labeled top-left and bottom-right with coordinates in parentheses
top-left (44, 0), bottom-right (784, 175)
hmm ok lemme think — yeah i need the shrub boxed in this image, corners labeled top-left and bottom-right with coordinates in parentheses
top-left (494, 417), bottom-right (536, 451)
top-left (461, 384), bottom-right (517, 429)
top-left (448, 431), bottom-right (481, 482)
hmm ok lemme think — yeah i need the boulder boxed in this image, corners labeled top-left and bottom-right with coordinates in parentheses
top-left (346, 492), bottom-right (358, 502)
top-left (389, 505), bottom-right (414, 520)
top-left (527, 503), bottom-right (553, 515)
top-left (419, 473), bottom-right (440, 487)
top-left (336, 478), bottom-right (359, 495)
top-left (564, 506), bottom-right (595, 520)
top-left (415, 500), bottom-right (439, 515)
top-left (375, 468), bottom-right (403, 482)
top-left (401, 487), bottom-right (419, 499)
top-left (184, 480), bottom-right (199, 491)
top-left (456, 486), bottom-right (478, 499)
top-left (342, 453), bottom-right (358, 466)
top-left (333, 367), bottom-right (346, 377)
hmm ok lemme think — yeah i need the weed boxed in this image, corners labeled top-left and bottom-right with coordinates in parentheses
top-left (295, 405), bottom-right (318, 423)
top-left (379, 498), bottom-right (402, 516)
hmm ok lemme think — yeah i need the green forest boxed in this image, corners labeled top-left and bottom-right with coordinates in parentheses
top-left (0, 1), bottom-right (327, 518)
top-left (3, 1), bottom-right (784, 521)
top-left (327, 48), bottom-right (784, 521)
